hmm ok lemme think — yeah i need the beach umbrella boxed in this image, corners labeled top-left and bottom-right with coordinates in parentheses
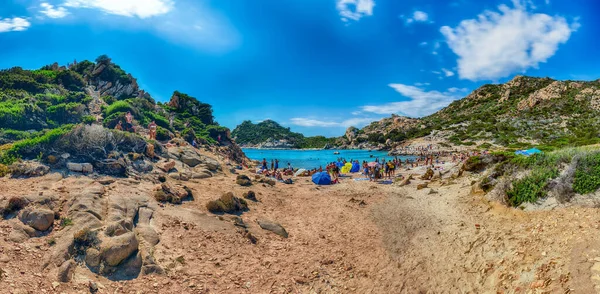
top-left (294, 168), bottom-right (307, 177)
top-left (341, 162), bottom-right (352, 173)
top-left (312, 172), bottom-right (332, 185)
top-left (367, 162), bottom-right (379, 167)
top-left (350, 162), bottom-right (360, 173)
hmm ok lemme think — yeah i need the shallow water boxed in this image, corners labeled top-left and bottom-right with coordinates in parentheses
top-left (243, 148), bottom-right (417, 169)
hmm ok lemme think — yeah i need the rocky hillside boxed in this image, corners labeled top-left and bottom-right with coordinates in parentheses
top-left (353, 76), bottom-right (600, 151)
top-left (0, 55), bottom-right (246, 167)
top-left (232, 120), bottom-right (339, 149)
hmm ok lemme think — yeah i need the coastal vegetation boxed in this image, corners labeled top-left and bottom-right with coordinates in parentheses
top-left (232, 120), bottom-right (338, 149)
top-left (0, 56), bottom-right (233, 165)
top-left (477, 145), bottom-right (600, 207)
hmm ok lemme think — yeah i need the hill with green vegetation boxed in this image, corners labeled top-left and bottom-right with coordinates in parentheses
top-left (231, 120), bottom-right (338, 149)
top-left (0, 55), bottom-right (243, 169)
top-left (351, 76), bottom-right (600, 151)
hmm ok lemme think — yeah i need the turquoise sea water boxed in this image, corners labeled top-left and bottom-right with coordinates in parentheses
top-left (243, 149), bottom-right (417, 169)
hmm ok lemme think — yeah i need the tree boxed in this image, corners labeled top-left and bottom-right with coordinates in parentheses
top-left (95, 55), bottom-right (111, 65)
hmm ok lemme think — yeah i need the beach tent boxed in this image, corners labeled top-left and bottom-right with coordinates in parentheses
top-left (350, 162), bottom-right (360, 173)
top-left (515, 148), bottom-right (542, 157)
top-left (294, 168), bottom-right (307, 177)
top-left (341, 162), bottom-right (352, 173)
top-left (312, 172), bottom-right (332, 185)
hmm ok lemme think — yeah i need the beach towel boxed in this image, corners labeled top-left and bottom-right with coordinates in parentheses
top-left (378, 180), bottom-right (393, 185)
top-left (354, 178), bottom-right (370, 181)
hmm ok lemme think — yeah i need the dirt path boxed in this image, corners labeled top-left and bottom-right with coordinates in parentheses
top-left (85, 86), bottom-right (106, 123)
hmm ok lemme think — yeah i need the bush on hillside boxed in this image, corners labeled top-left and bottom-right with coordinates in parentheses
top-left (573, 152), bottom-right (600, 194)
top-left (0, 125), bottom-right (74, 165)
top-left (104, 101), bottom-right (134, 117)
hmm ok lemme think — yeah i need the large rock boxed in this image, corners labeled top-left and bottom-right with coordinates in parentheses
top-left (94, 159), bottom-right (127, 176)
top-left (192, 168), bottom-right (212, 179)
top-left (168, 147), bottom-right (202, 167)
top-left (9, 161), bottom-right (50, 178)
top-left (206, 192), bottom-right (248, 214)
top-left (67, 162), bottom-right (94, 173)
top-left (155, 183), bottom-right (192, 204)
top-left (8, 222), bottom-right (38, 242)
top-left (19, 208), bottom-right (55, 231)
top-left (156, 161), bottom-right (176, 173)
top-left (258, 219), bottom-right (288, 238)
top-left (203, 157), bottom-right (221, 171)
top-left (100, 232), bottom-right (139, 267)
top-left (85, 248), bottom-right (101, 268)
top-left (57, 260), bottom-right (76, 282)
top-left (236, 175), bottom-right (252, 186)
top-left (243, 191), bottom-right (257, 202)
top-left (420, 168), bottom-right (434, 180)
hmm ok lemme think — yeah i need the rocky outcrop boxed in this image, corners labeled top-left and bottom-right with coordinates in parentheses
top-left (236, 175), bottom-right (252, 186)
top-left (206, 192), bottom-right (249, 214)
top-left (517, 81), bottom-right (568, 110)
top-left (9, 162), bottom-right (50, 178)
top-left (166, 146), bottom-right (221, 171)
top-left (345, 127), bottom-right (359, 142)
top-left (18, 207), bottom-right (54, 231)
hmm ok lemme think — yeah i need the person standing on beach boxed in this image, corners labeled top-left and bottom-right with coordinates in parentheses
top-left (271, 160), bottom-right (274, 171)
top-left (125, 111), bottom-right (134, 132)
top-left (274, 159), bottom-right (279, 171)
top-left (262, 158), bottom-right (267, 170)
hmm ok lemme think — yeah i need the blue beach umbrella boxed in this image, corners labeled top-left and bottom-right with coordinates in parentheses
top-left (350, 162), bottom-right (360, 173)
top-left (312, 172), bottom-right (332, 185)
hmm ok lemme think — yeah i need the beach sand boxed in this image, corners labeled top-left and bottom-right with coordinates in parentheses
top-left (1, 159), bottom-right (600, 293)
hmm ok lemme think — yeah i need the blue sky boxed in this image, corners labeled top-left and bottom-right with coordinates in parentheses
top-left (0, 0), bottom-right (597, 136)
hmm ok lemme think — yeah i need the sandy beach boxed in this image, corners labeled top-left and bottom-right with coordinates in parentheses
top-left (2, 153), bottom-right (600, 294)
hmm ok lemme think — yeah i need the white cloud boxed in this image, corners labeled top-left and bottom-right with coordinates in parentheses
top-left (440, 0), bottom-right (579, 81)
top-left (404, 10), bottom-right (430, 24)
top-left (41, 3), bottom-right (69, 19)
top-left (290, 117), bottom-right (377, 128)
top-left (447, 87), bottom-right (468, 93)
top-left (419, 41), bottom-right (428, 46)
top-left (361, 84), bottom-right (465, 117)
top-left (413, 11), bottom-right (428, 22)
top-left (414, 82), bottom-right (430, 86)
top-left (0, 17), bottom-right (31, 32)
top-left (431, 70), bottom-right (441, 75)
top-left (442, 68), bottom-right (455, 77)
top-left (64, 0), bottom-right (173, 18)
top-left (337, 0), bottom-right (375, 21)
top-left (432, 41), bottom-right (440, 55)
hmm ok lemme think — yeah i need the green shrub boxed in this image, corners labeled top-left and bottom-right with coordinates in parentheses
top-left (506, 167), bottom-right (558, 206)
top-left (82, 115), bottom-right (97, 124)
top-left (155, 127), bottom-right (170, 141)
top-left (101, 95), bottom-right (116, 105)
top-left (0, 164), bottom-right (8, 177)
top-left (573, 153), bottom-right (600, 194)
top-left (60, 217), bottom-right (73, 228)
top-left (104, 101), bottom-right (133, 117)
top-left (0, 125), bottom-right (74, 165)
